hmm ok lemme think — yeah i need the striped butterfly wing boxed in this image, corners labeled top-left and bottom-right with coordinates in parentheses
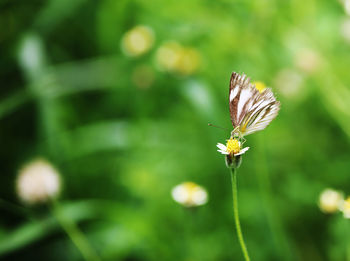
top-left (239, 88), bottom-right (280, 136)
top-left (229, 72), bottom-right (280, 136)
top-left (229, 72), bottom-right (260, 128)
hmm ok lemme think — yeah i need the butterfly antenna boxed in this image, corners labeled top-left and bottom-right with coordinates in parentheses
top-left (208, 123), bottom-right (230, 131)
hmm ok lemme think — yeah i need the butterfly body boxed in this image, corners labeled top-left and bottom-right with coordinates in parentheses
top-left (229, 72), bottom-right (280, 137)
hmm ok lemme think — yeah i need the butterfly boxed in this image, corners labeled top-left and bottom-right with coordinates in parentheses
top-left (229, 72), bottom-right (280, 137)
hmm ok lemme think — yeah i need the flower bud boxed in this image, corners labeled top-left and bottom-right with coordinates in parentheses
top-left (171, 182), bottom-right (208, 207)
top-left (225, 154), bottom-right (242, 169)
top-left (16, 158), bottom-right (61, 204)
top-left (318, 188), bottom-right (344, 214)
top-left (121, 25), bottom-right (155, 57)
top-left (342, 197), bottom-right (350, 219)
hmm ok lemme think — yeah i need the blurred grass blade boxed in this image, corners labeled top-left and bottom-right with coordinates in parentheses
top-left (33, 0), bottom-right (87, 33)
top-left (0, 201), bottom-right (100, 257)
top-left (18, 34), bottom-right (47, 82)
top-left (0, 217), bottom-right (56, 257)
top-left (317, 73), bottom-right (350, 139)
top-left (46, 57), bottom-right (124, 97)
top-left (181, 80), bottom-right (219, 121)
top-left (0, 90), bottom-right (31, 120)
top-left (60, 121), bottom-right (131, 159)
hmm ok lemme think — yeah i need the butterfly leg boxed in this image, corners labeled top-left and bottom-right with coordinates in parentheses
top-left (231, 126), bottom-right (240, 137)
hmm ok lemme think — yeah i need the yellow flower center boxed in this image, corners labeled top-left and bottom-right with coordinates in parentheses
top-left (252, 81), bottom-right (266, 93)
top-left (183, 182), bottom-right (198, 192)
top-left (226, 138), bottom-right (240, 154)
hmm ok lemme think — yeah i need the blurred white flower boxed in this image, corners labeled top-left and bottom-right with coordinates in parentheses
top-left (294, 48), bottom-right (321, 74)
top-left (340, 18), bottom-right (350, 44)
top-left (121, 25), bottom-right (155, 57)
top-left (16, 158), bottom-right (61, 204)
top-left (273, 69), bottom-right (304, 99)
top-left (343, 0), bottom-right (350, 16)
top-left (319, 188), bottom-right (344, 214)
top-left (171, 182), bottom-right (208, 207)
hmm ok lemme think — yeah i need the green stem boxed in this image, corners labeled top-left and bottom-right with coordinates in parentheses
top-left (347, 220), bottom-right (350, 261)
top-left (51, 201), bottom-right (101, 261)
top-left (230, 168), bottom-right (251, 261)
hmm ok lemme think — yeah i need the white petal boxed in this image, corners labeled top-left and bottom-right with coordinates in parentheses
top-left (240, 147), bottom-right (250, 153)
top-left (216, 143), bottom-right (227, 151)
top-left (217, 149), bottom-right (229, 155)
top-left (235, 147), bottom-right (250, 156)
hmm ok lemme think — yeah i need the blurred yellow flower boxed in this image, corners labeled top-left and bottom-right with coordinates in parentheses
top-left (341, 197), bottom-right (350, 218)
top-left (155, 41), bottom-right (182, 71)
top-left (176, 47), bottom-right (201, 75)
top-left (16, 158), bottom-right (61, 204)
top-left (171, 182), bottom-right (208, 207)
top-left (121, 25), bottom-right (155, 57)
top-left (155, 41), bottom-right (201, 75)
top-left (319, 188), bottom-right (344, 214)
top-left (252, 81), bottom-right (266, 93)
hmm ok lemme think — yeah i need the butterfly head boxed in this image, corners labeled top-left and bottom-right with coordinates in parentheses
top-left (230, 126), bottom-right (244, 141)
top-left (231, 129), bottom-right (239, 139)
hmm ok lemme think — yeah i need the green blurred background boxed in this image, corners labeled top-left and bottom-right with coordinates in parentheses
top-left (1, 0), bottom-right (350, 260)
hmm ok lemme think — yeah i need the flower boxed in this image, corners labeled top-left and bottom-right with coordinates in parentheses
top-left (216, 137), bottom-right (249, 156)
top-left (121, 25), bottom-right (155, 57)
top-left (294, 48), bottom-right (322, 74)
top-left (273, 69), bottom-right (304, 99)
top-left (176, 47), bottom-right (201, 75)
top-left (171, 182), bottom-right (208, 207)
top-left (341, 197), bottom-right (350, 218)
top-left (318, 188), bottom-right (344, 214)
top-left (340, 18), bottom-right (350, 44)
top-left (155, 41), bottom-right (183, 72)
top-left (217, 137), bottom-right (250, 169)
top-left (155, 41), bottom-right (201, 75)
top-left (343, 0), bottom-right (350, 16)
top-left (16, 158), bottom-right (61, 204)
